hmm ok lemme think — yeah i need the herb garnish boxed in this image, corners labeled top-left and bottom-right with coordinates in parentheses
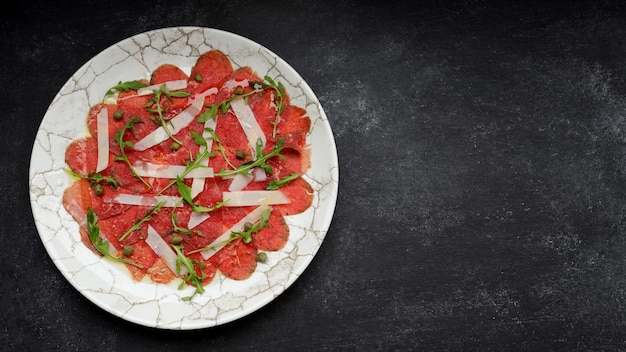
top-left (86, 207), bottom-right (142, 268)
top-left (103, 80), bottom-right (148, 101)
top-left (65, 168), bottom-right (118, 195)
top-left (202, 127), bottom-right (236, 169)
top-left (252, 76), bottom-right (285, 138)
top-left (188, 208), bottom-right (272, 255)
top-left (197, 75), bottom-right (284, 129)
top-left (175, 176), bottom-right (228, 213)
top-left (118, 201), bottom-right (165, 242)
top-left (172, 244), bottom-right (207, 301)
top-left (114, 117), bottom-right (152, 190)
top-left (216, 137), bottom-right (290, 178)
top-left (266, 172), bottom-right (299, 190)
top-left (197, 89), bottom-right (259, 123)
top-left (144, 84), bottom-right (190, 145)
top-left (155, 149), bottom-right (213, 195)
top-left (171, 206), bottom-right (201, 237)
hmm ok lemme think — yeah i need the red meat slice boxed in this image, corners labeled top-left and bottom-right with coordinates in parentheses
top-left (65, 137), bottom-right (98, 176)
top-left (125, 240), bottom-right (158, 281)
top-left (188, 50), bottom-right (233, 96)
top-left (212, 239), bottom-right (257, 280)
top-left (86, 103), bottom-right (128, 142)
top-left (62, 178), bottom-right (91, 225)
top-left (276, 105), bottom-right (310, 150)
top-left (150, 64), bottom-right (190, 111)
top-left (147, 257), bottom-right (177, 284)
top-left (273, 177), bottom-right (314, 216)
top-left (252, 208), bottom-right (289, 251)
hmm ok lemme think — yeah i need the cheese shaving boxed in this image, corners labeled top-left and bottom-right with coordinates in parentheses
top-left (133, 96), bottom-right (204, 151)
top-left (132, 161), bottom-right (214, 179)
top-left (200, 205), bottom-right (270, 260)
top-left (137, 79), bottom-right (188, 96)
top-left (146, 225), bottom-right (187, 276)
top-left (230, 97), bottom-right (266, 153)
top-left (222, 190), bottom-right (290, 206)
top-left (95, 107), bottom-right (109, 172)
top-left (107, 194), bottom-right (182, 207)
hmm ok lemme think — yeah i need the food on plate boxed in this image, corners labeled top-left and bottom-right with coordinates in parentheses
top-left (62, 49), bottom-right (313, 300)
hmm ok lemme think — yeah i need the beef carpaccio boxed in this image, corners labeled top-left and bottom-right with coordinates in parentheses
top-left (62, 49), bottom-right (313, 300)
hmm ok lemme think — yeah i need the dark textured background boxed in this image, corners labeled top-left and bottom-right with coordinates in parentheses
top-left (3, 0), bottom-right (626, 350)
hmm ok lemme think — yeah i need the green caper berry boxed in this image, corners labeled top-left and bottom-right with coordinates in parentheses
top-left (243, 222), bottom-right (253, 232)
top-left (235, 150), bottom-right (246, 159)
top-left (171, 234), bottom-right (183, 245)
top-left (234, 87), bottom-right (244, 95)
top-left (92, 183), bottom-right (104, 196)
top-left (256, 252), bottom-right (268, 263)
top-left (113, 109), bottom-right (123, 120)
top-left (169, 142), bottom-right (181, 151)
top-left (194, 73), bottom-right (203, 82)
top-left (123, 245), bottom-right (133, 257)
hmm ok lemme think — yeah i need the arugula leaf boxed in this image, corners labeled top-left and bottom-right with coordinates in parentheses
top-left (170, 207), bottom-right (201, 237)
top-left (197, 89), bottom-right (259, 123)
top-left (172, 244), bottom-right (207, 301)
top-left (144, 84), bottom-right (190, 145)
top-left (175, 176), bottom-right (228, 213)
top-left (155, 148), bottom-right (214, 195)
top-left (118, 201), bottom-right (165, 242)
top-left (114, 117), bottom-right (152, 190)
top-left (188, 208), bottom-right (272, 255)
top-left (189, 130), bottom-right (207, 147)
top-left (86, 207), bottom-right (142, 268)
top-left (65, 168), bottom-right (118, 194)
top-left (266, 172), bottom-right (299, 190)
top-left (203, 127), bottom-right (236, 170)
top-left (250, 76), bottom-right (285, 138)
top-left (103, 80), bottom-right (148, 100)
top-left (216, 137), bottom-right (290, 178)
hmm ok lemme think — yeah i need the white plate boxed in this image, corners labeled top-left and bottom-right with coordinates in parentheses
top-left (28, 27), bottom-right (338, 330)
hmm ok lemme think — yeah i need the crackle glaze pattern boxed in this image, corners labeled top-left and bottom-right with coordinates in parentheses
top-left (28, 27), bottom-right (338, 330)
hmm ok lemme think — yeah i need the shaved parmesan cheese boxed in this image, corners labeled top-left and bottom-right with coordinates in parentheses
top-left (95, 107), bottom-right (109, 172)
top-left (228, 173), bottom-right (254, 192)
top-left (187, 212), bottom-right (211, 229)
top-left (230, 97), bottom-right (266, 153)
top-left (200, 205), bottom-right (271, 260)
top-left (133, 96), bottom-right (204, 151)
top-left (107, 194), bottom-right (182, 207)
top-left (132, 161), bottom-right (214, 179)
top-left (190, 91), bottom-right (219, 198)
top-left (223, 78), bottom-right (249, 90)
top-left (254, 167), bottom-right (267, 181)
top-left (190, 178), bottom-right (205, 199)
top-left (222, 190), bottom-right (290, 206)
top-left (137, 79), bottom-right (188, 96)
top-left (194, 87), bottom-right (218, 101)
top-left (146, 225), bottom-right (187, 276)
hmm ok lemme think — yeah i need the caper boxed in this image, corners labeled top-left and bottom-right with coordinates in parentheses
top-left (171, 234), bottom-right (183, 245)
top-left (235, 150), bottom-right (246, 159)
top-left (243, 222), bottom-right (253, 232)
top-left (234, 87), bottom-right (244, 95)
top-left (256, 252), bottom-right (268, 263)
top-left (113, 109), bottom-right (123, 120)
top-left (123, 245), bottom-right (133, 257)
top-left (194, 73), bottom-right (203, 82)
top-left (92, 183), bottom-right (104, 196)
top-left (169, 142), bottom-right (181, 151)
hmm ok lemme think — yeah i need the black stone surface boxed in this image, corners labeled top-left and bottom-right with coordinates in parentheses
top-left (3, 0), bottom-right (626, 350)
